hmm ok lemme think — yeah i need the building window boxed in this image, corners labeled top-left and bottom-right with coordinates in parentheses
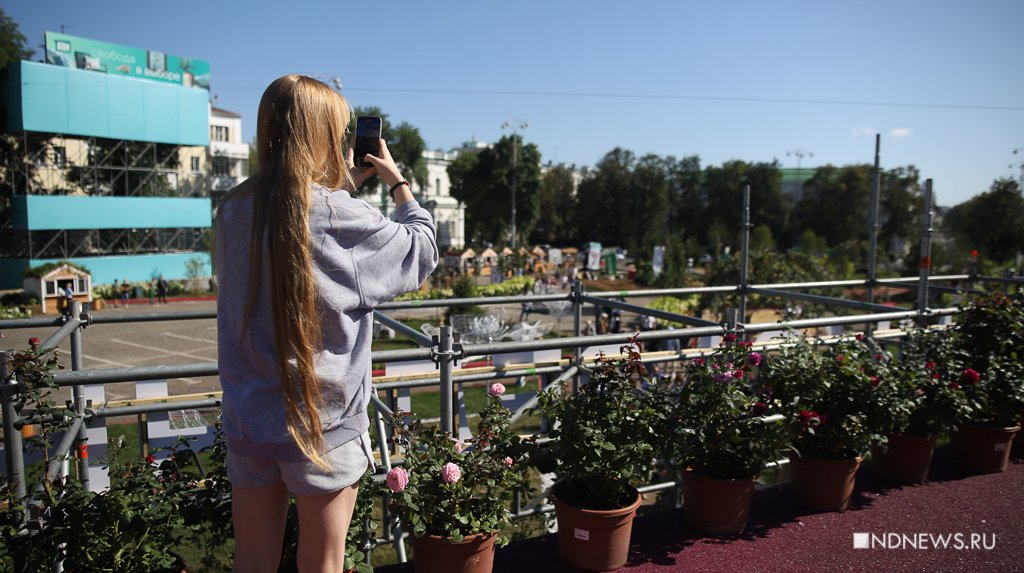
top-left (53, 146), bottom-right (67, 167)
top-left (76, 278), bottom-right (88, 293)
top-left (435, 178), bottom-right (442, 197)
top-left (45, 281), bottom-right (57, 296)
top-left (211, 125), bottom-right (230, 142)
top-left (212, 157), bottom-right (232, 177)
top-left (191, 157), bottom-right (200, 172)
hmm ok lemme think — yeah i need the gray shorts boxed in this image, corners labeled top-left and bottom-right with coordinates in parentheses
top-left (227, 431), bottom-right (375, 496)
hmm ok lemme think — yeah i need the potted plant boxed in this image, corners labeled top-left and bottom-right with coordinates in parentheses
top-left (385, 383), bottom-right (532, 573)
top-left (535, 340), bottom-right (659, 571)
top-left (761, 335), bottom-right (890, 511)
top-left (664, 339), bottom-right (790, 535)
top-left (870, 327), bottom-right (964, 483)
top-left (946, 291), bottom-right (1024, 472)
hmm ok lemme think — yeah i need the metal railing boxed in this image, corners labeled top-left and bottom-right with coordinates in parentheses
top-left (2, 176), bottom-right (1021, 567)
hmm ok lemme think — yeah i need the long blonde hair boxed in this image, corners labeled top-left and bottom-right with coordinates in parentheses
top-left (244, 74), bottom-right (353, 468)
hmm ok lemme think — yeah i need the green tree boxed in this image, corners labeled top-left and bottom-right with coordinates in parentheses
top-left (0, 7), bottom-right (33, 70)
top-left (532, 163), bottom-right (578, 245)
top-left (633, 154), bottom-right (670, 253)
top-left (795, 164), bottom-right (872, 248)
top-left (666, 155), bottom-right (704, 244)
top-left (575, 148), bottom-right (635, 247)
top-left (879, 166), bottom-right (922, 256)
top-left (945, 178), bottom-right (1024, 263)
top-left (702, 160), bottom-right (787, 251)
top-left (447, 136), bottom-right (542, 246)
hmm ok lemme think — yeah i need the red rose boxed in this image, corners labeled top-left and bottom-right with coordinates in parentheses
top-left (960, 368), bottom-right (980, 385)
top-left (752, 402), bottom-right (768, 416)
top-left (855, 333), bottom-right (864, 341)
top-left (145, 455), bottom-right (156, 464)
top-left (949, 381), bottom-right (961, 390)
top-left (28, 337), bottom-right (40, 348)
top-left (724, 332), bottom-right (738, 343)
top-left (925, 361), bottom-right (937, 370)
top-left (870, 376), bottom-right (880, 387)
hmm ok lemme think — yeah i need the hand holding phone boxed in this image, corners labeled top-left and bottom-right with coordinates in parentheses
top-left (354, 116), bottom-right (382, 169)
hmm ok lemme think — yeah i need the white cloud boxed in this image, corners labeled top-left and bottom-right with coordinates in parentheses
top-left (890, 127), bottom-right (912, 138)
top-left (852, 126), bottom-right (876, 137)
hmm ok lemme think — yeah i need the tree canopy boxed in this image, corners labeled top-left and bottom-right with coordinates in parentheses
top-left (0, 8), bottom-right (33, 70)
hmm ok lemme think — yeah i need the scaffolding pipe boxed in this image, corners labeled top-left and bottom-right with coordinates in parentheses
top-left (917, 179), bottom-right (935, 321)
top-left (579, 294), bottom-right (718, 328)
top-left (739, 185), bottom-right (752, 322)
top-left (746, 287), bottom-right (900, 314)
top-left (867, 133), bottom-right (882, 310)
top-left (373, 311), bottom-right (434, 348)
top-left (68, 302), bottom-right (89, 490)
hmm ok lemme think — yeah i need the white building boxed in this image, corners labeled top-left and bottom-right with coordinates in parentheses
top-left (207, 106), bottom-right (249, 198)
top-left (408, 149), bottom-right (466, 251)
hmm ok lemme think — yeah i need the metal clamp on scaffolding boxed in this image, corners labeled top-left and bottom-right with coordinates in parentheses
top-left (430, 332), bottom-right (464, 368)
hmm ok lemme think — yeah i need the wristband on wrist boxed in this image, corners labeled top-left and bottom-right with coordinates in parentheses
top-left (389, 180), bottom-right (410, 199)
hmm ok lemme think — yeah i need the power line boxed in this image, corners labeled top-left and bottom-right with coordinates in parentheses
top-left (213, 85), bottom-right (1024, 112)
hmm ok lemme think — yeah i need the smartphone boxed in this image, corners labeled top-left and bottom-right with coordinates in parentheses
top-left (354, 116), bottom-right (382, 169)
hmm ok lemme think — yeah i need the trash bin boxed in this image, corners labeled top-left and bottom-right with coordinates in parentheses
top-left (132, 286), bottom-right (145, 299)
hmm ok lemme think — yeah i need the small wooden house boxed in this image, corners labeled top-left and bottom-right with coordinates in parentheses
top-left (478, 247), bottom-right (499, 276)
top-left (23, 263), bottom-right (93, 315)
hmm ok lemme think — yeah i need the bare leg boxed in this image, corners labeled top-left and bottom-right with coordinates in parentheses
top-left (295, 483), bottom-right (359, 573)
top-left (232, 482), bottom-right (289, 573)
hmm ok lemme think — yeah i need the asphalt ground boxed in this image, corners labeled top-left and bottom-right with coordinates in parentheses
top-left (2, 295), bottom-right (663, 404)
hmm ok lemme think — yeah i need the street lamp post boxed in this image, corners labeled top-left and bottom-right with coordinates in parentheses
top-left (501, 120), bottom-right (528, 249)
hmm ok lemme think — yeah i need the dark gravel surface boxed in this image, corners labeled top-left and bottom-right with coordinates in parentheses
top-left (378, 447), bottom-right (1024, 573)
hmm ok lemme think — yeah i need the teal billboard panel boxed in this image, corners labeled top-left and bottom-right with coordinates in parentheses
top-left (45, 32), bottom-right (210, 89)
top-left (11, 195), bottom-right (212, 231)
top-left (12, 61), bottom-right (209, 145)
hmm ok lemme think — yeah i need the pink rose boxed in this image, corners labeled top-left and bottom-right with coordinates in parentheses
top-left (442, 462), bottom-right (462, 484)
top-left (386, 467), bottom-right (409, 493)
top-left (453, 440), bottom-right (464, 454)
top-left (488, 383), bottom-right (506, 397)
top-left (748, 352), bottom-right (762, 367)
top-left (504, 457), bottom-right (513, 467)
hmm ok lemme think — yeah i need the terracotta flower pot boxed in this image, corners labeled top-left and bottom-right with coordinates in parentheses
top-left (870, 433), bottom-right (937, 484)
top-left (950, 423), bottom-right (1020, 473)
top-left (412, 532), bottom-right (496, 573)
top-left (552, 482), bottom-right (641, 571)
top-left (789, 454), bottom-right (861, 512)
top-left (682, 471), bottom-right (756, 535)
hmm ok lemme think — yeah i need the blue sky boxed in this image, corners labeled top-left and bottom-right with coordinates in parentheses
top-left (8, 0), bottom-right (1024, 207)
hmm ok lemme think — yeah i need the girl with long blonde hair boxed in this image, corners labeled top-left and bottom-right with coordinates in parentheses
top-left (216, 74), bottom-right (437, 572)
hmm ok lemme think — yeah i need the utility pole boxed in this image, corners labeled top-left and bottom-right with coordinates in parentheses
top-left (501, 120), bottom-right (528, 249)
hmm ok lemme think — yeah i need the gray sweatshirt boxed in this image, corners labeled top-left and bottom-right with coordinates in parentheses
top-left (215, 184), bottom-right (438, 461)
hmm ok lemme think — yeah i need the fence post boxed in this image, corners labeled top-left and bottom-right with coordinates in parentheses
top-left (438, 326), bottom-right (455, 436)
top-left (69, 301), bottom-right (89, 489)
top-left (866, 134), bottom-right (882, 337)
top-left (738, 185), bottom-right (752, 323)
top-left (916, 179), bottom-right (934, 324)
top-left (572, 278), bottom-right (583, 393)
top-left (1, 350), bottom-right (28, 501)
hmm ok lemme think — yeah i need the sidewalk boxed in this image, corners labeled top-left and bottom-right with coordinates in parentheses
top-left (378, 447), bottom-right (1024, 573)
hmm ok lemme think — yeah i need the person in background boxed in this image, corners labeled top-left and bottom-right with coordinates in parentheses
top-left (216, 74), bottom-right (437, 572)
top-left (119, 279), bottom-right (130, 308)
top-left (157, 275), bottom-right (169, 304)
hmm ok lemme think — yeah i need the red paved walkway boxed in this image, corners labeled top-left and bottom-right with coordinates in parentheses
top-left (378, 447), bottom-right (1024, 572)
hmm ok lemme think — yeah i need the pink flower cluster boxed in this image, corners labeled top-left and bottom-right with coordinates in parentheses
top-left (487, 383), bottom-right (506, 398)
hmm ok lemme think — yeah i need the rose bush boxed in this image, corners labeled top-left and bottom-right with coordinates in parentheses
top-left (660, 338), bottom-right (791, 480)
top-left (761, 335), bottom-right (892, 460)
top-left (385, 385), bottom-right (532, 544)
top-left (536, 339), bottom-right (660, 509)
